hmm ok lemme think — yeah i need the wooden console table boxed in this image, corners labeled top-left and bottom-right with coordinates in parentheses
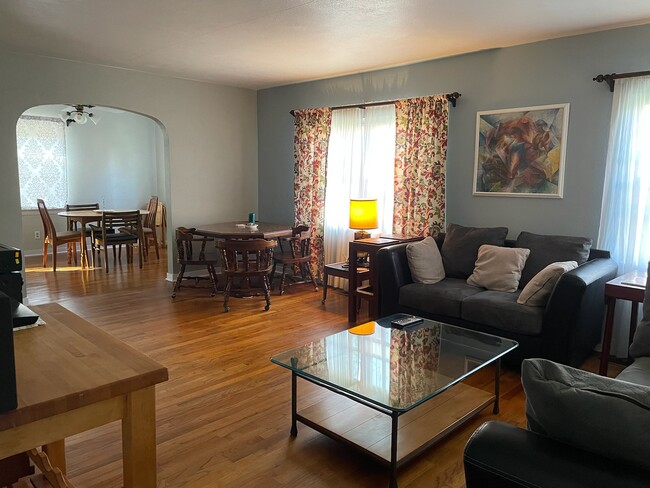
top-left (348, 236), bottom-right (422, 323)
top-left (599, 270), bottom-right (647, 376)
top-left (0, 303), bottom-right (168, 487)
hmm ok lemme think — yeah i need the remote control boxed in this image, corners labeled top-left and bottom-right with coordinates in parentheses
top-left (391, 315), bottom-right (424, 328)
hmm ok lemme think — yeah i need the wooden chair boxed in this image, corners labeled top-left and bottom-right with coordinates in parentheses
top-left (64, 203), bottom-right (99, 231)
top-left (65, 203), bottom-right (102, 261)
top-left (142, 196), bottom-right (160, 260)
top-left (90, 211), bottom-right (143, 273)
top-left (271, 224), bottom-right (318, 295)
top-left (36, 199), bottom-right (81, 272)
top-left (217, 239), bottom-right (276, 312)
top-left (171, 227), bottom-right (219, 298)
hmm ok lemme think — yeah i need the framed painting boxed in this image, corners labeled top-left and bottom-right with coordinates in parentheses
top-left (473, 103), bottom-right (569, 198)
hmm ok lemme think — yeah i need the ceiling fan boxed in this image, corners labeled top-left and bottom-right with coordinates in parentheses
top-left (61, 104), bottom-right (98, 127)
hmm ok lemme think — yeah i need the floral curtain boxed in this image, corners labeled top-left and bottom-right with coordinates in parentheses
top-left (393, 95), bottom-right (449, 236)
top-left (293, 108), bottom-right (332, 280)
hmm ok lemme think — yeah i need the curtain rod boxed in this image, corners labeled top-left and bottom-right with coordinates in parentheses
top-left (593, 70), bottom-right (650, 92)
top-left (289, 92), bottom-right (461, 116)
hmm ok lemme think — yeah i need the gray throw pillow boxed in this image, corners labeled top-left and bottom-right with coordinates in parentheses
top-left (629, 261), bottom-right (650, 358)
top-left (467, 244), bottom-right (530, 292)
top-left (522, 358), bottom-right (650, 471)
top-left (517, 260), bottom-right (578, 306)
top-left (516, 231), bottom-right (592, 287)
top-left (441, 223), bottom-right (508, 279)
top-left (406, 236), bottom-right (445, 284)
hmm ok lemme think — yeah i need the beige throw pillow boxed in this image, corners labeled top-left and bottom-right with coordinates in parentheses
top-left (467, 245), bottom-right (530, 292)
top-left (406, 236), bottom-right (445, 284)
top-left (517, 261), bottom-right (578, 306)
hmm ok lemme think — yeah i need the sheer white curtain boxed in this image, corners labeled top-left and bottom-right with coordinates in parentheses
top-left (597, 75), bottom-right (650, 357)
top-left (324, 105), bottom-right (396, 289)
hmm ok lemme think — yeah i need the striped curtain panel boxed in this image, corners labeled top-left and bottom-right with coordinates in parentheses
top-left (393, 95), bottom-right (449, 237)
top-left (293, 108), bottom-right (332, 280)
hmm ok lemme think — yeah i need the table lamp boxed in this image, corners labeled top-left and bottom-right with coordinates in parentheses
top-left (349, 199), bottom-right (378, 240)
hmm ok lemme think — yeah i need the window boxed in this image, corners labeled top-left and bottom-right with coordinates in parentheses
top-left (16, 116), bottom-right (67, 210)
top-left (597, 76), bottom-right (650, 357)
top-left (323, 105), bottom-right (396, 268)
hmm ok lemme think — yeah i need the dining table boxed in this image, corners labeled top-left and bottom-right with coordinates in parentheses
top-left (194, 221), bottom-right (292, 240)
top-left (57, 209), bottom-right (149, 269)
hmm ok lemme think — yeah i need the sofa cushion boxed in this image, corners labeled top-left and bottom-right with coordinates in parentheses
top-left (461, 291), bottom-right (544, 335)
top-left (467, 245), bottom-right (530, 292)
top-left (629, 262), bottom-right (650, 358)
top-left (517, 261), bottom-right (578, 306)
top-left (399, 278), bottom-right (483, 318)
top-left (522, 358), bottom-right (650, 471)
top-left (516, 232), bottom-right (592, 287)
top-left (617, 357), bottom-right (650, 387)
top-left (441, 223), bottom-right (508, 279)
top-left (406, 236), bottom-right (445, 284)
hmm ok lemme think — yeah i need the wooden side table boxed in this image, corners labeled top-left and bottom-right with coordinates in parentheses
top-left (599, 271), bottom-right (647, 376)
top-left (322, 262), bottom-right (370, 304)
top-left (348, 235), bottom-right (423, 323)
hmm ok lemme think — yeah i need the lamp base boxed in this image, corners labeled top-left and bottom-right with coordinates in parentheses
top-left (353, 230), bottom-right (371, 240)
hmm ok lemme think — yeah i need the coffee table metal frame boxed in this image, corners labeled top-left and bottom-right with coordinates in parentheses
top-left (272, 316), bottom-right (517, 488)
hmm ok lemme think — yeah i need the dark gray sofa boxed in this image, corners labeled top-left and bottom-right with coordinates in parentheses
top-left (376, 229), bottom-right (618, 367)
top-left (463, 265), bottom-right (650, 487)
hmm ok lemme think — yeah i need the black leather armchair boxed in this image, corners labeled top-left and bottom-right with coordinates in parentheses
top-left (464, 421), bottom-right (650, 488)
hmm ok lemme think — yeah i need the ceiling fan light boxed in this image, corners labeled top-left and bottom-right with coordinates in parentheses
top-left (74, 111), bottom-right (87, 124)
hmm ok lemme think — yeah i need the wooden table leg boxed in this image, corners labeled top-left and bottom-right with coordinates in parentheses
top-left (42, 440), bottom-right (66, 475)
top-left (348, 249), bottom-right (359, 323)
top-left (322, 267), bottom-right (329, 304)
top-left (122, 386), bottom-right (157, 488)
top-left (599, 297), bottom-right (616, 376)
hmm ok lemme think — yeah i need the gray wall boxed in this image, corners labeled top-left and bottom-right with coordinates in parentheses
top-left (0, 49), bottom-right (258, 275)
top-left (258, 24), bottom-right (650, 241)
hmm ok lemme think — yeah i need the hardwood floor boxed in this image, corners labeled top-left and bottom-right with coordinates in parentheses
top-left (23, 250), bottom-right (616, 488)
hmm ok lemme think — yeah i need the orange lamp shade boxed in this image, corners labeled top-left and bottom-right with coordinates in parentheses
top-left (349, 321), bottom-right (376, 335)
top-left (349, 199), bottom-right (378, 230)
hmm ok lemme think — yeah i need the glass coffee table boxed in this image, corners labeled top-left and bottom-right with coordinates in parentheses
top-left (271, 315), bottom-right (518, 488)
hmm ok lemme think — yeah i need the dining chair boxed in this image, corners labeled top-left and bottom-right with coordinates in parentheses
top-left (171, 227), bottom-right (219, 298)
top-left (65, 203), bottom-right (102, 261)
top-left (65, 203), bottom-right (99, 231)
top-left (217, 238), bottom-right (276, 312)
top-left (271, 224), bottom-right (318, 295)
top-left (36, 199), bottom-right (82, 271)
top-left (90, 211), bottom-right (143, 273)
top-left (142, 196), bottom-right (160, 260)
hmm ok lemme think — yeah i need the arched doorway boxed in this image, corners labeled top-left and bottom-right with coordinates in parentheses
top-left (16, 103), bottom-right (170, 267)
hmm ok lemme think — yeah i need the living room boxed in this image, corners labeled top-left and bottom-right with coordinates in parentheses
top-left (1, 2), bottom-right (650, 487)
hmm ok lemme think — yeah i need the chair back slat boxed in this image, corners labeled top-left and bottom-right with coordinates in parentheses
top-left (175, 227), bottom-right (216, 264)
top-left (144, 196), bottom-right (159, 229)
top-left (172, 227), bottom-right (219, 298)
top-left (218, 239), bottom-right (275, 274)
top-left (65, 203), bottom-right (99, 230)
top-left (36, 199), bottom-right (57, 239)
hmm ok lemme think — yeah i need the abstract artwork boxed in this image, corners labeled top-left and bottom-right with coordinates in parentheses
top-left (473, 104), bottom-right (569, 198)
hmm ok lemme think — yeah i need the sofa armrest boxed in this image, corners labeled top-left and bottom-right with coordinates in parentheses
top-left (464, 421), bottom-right (650, 488)
top-left (376, 243), bottom-right (413, 317)
top-left (542, 257), bottom-right (618, 366)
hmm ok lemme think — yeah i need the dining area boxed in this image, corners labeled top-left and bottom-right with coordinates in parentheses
top-left (171, 219), bottom-right (318, 312)
top-left (32, 194), bottom-right (321, 312)
top-left (36, 196), bottom-right (162, 273)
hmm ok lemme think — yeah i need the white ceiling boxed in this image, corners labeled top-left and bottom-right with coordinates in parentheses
top-left (1, 0), bottom-right (649, 90)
